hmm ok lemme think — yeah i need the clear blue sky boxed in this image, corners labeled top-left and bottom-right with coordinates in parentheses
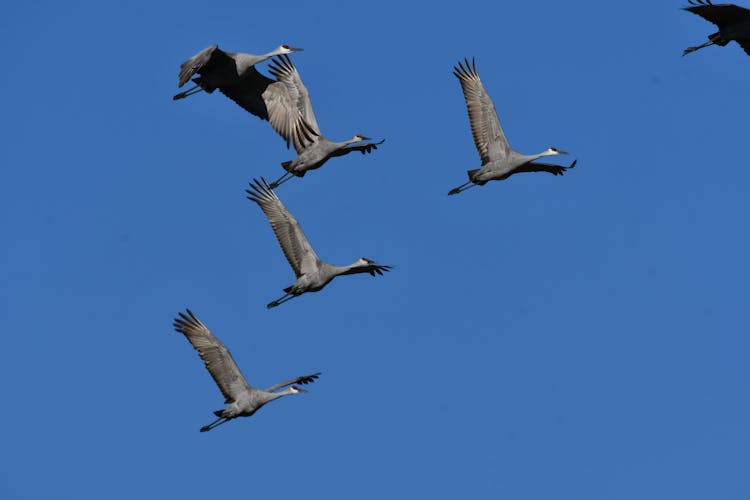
top-left (2, 1), bottom-right (749, 498)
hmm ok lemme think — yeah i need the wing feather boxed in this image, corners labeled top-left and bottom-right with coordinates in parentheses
top-left (514, 159), bottom-right (577, 176)
top-left (219, 67), bottom-right (274, 121)
top-left (267, 54), bottom-right (321, 152)
top-left (173, 309), bottom-right (253, 403)
top-left (453, 58), bottom-right (510, 165)
top-left (264, 373), bottom-right (321, 393)
top-left (220, 65), bottom-right (316, 150)
top-left (177, 45), bottom-right (232, 87)
top-left (245, 179), bottom-right (321, 277)
top-left (684, 2), bottom-right (750, 27)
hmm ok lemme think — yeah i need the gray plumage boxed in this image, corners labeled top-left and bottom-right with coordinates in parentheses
top-left (682, 0), bottom-right (750, 56)
top-left (173, 44), bottom-right (313, 147)
top-left (447, 58), bottom-right (576, 196)
top-left (246, 178), bottom-right (392, 308)
top-left (173, 309), bottom-right (320, 432)
top-left (223, 54), bottom-right (383, 188)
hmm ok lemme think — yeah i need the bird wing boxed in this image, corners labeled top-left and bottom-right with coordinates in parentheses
top-left (453, 58), bottom-right (510, 165)
top-left (173, 310), bottom-right (254, 403)
top-left (684, 2), bottom-right (750, 27)
top-left (329, 139), bottom-right (385, 158)
top-left (514, 159), bottom-right (577, 176)
top-left (219, 67), bottom-right (273, 121)
top-left (264, 372), bottom-right (321, 393)
top-left (266, 54), bottom-right (321, 152)
top-left (739, 39), bottom-right (750, 55)
top-left (220, 66), bottom-right (317, 150)
top-left (178, 44), bottom-right (229, 87)
top-left (245, 178), bottom-right (321, 278)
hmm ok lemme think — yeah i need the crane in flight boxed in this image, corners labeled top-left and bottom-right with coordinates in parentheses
top-left (682, 1), bottom-right (750, 56)
top-left (173, 309), bottom-right (320, 432)
top-left (246, 178), bottom-right (392, 308)
top-left (447, 58), bottom-right (576, 196)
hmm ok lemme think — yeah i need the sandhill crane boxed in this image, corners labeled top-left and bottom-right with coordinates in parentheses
top-left (246, 178), bottom-right (392, 308)
top-left (257, 55), bottom-right (385, 188)
top-left (682, 0), bottom-right (750, 56)
top-left (173, 44), bottom-right (303, 100)
top-left (173, 309), bottom-right (320, 432)
top-left (447, 59), bottom-right (576, 196)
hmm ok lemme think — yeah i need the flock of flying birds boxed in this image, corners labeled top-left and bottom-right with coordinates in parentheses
top-left (170, 1), bottom-right (750, 432)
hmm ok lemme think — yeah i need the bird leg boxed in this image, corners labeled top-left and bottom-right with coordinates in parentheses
top-left (267, 293), bottom-right (295, 309)
top-left (173, 84), bottom-right (204, 100)
top-left (268, 172), bottom-right (294, 189)
top-left (683, 40), bottom-right (715, 56)
top-left (199, 416), bottom-right (229, 432)
top-left (447, 182), bottom-right (477, 196)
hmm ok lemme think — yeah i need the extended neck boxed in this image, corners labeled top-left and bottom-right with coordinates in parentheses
top-left (261, 386), bottom-right (298, 403)
top-left (338, 260), bottom-right (369, 276)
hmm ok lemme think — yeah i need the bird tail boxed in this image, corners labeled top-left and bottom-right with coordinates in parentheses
top-left (467, 169), bottom-right (480, 181)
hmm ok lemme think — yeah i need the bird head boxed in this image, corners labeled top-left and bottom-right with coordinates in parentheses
top-left (279, 45), bottom-right (303, 54)
top-left (358, 257), bottom-right (375, 265)
top-left (353, 134), bottom-right (371, 142)
top-left (546, 147), bottom-right (568, 156)
top-left (290, 385), bottom-right (308, 394)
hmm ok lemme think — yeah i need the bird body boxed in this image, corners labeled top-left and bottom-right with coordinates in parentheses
top-left (173, 309), bottom-right (320, 432)
top-left (245, 178), bottom-right (392, 308)
top-left (683, 0), bottom-right (750, 56)
top-left (466, 150), bottom-right (575, 186)
top-left (447, 59), bottom-right (575, 196)
top-left (279, 134), bottom-right (384, 179)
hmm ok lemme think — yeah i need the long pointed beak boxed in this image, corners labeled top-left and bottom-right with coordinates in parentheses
top-left (556, 150), bottom-right (569, 155)
top-left (289, 47), bottom-right (304, 52)
top-left (357, 135), bottom-right (371, 141)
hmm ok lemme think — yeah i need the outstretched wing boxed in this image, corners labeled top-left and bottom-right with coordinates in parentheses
top-left (329, 139), bottom-right (385, 158)
top-left (178, 45), bottom-right (231, 87)
top-left (515, 159), bottom-right (577, 176)
top-left (684, 1), bottom-right (750, 28)
top-left (219, 67), bottom-right (274, 120)
top-left (173, 309), bottom-right (253, 403)
top-left (220, 66), bottom-right (317, 150)
top-left (453, 58), bottom-right (510, 165)
top-left (264, 372), bottom-right (321, 393)
top-left (267, 54), bottom-right (321, 152)
top-left (245, 178), bottom-right (321, 277)
top-left (739, 39), bottom-right (750, 55)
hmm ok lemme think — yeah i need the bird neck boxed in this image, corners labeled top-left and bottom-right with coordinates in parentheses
top-left (527, 150), bottom-right (556, 162)
top-left (262, 387), bottom-right (297, 402)
top-left (338, 260), bottom-right (367, 276)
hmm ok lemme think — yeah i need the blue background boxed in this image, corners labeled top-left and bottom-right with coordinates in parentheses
top-left (2, 1), bottom-right (749, 498)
